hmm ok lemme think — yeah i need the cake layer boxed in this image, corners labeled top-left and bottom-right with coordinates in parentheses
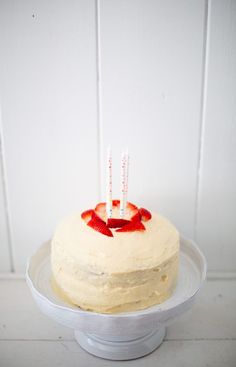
top-left (51, 211), bottom-right (179, 313)
top-left (52, 251), bottom-right (178, 313)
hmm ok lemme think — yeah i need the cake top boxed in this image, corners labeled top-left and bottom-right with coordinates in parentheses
top-left (52, 200), bottom-right (179, 274)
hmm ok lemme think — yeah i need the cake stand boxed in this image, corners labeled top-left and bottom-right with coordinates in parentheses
top-left (26, 236), bottom-right (206, 360)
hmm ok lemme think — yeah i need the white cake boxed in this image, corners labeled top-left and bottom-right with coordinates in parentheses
top-left (51, 201), bottom-right (179, 313)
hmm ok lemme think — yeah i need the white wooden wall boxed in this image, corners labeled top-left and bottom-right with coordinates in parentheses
top-left (0, 0), bottom-right (235, 274)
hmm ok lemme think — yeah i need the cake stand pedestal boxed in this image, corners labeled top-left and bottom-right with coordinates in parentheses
top-left (74, 327), bottom-right (166, 360)
top-left (26, 236), bottom-right (206, 361)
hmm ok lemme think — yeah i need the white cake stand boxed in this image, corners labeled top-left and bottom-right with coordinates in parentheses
top-left (26, 236), bottom-right (206, 360)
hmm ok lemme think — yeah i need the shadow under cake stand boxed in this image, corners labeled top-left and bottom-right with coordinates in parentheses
top-left (26, 236), bottom-right (206, 360)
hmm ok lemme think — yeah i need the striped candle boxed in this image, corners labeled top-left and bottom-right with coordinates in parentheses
top-left (125, 149), bottom-right (129, 202)
top-left (120, 151), bottom-right (129, 218)
top-left (106, 147), bottom-right (112, 218)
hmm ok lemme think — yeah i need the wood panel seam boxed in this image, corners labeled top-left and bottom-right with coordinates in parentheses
top-left (194, 0), bottom-right (211, 242)
top-left (95, 0), bottom-right (103, 201)
top-left (0, 106), bottom-right (14, 272)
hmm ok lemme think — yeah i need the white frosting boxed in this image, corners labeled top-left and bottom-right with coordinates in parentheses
top-left (52, 212), bottom-right (179, 274)
top-left (51, 210), bottom-right (179, 313)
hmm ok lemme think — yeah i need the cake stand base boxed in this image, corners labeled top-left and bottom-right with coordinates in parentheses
top-left (74, 326), bottom-right (166, 360)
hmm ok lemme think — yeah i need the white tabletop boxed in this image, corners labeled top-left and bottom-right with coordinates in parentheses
top-left (0, 277), bottom-right (236, 367)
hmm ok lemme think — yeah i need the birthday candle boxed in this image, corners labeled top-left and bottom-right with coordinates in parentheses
top-left (106, 147), bottom-right (112, 218)
top-left (125, 149), bottom-right (129, 202)
top-left (120, 151), bottom-right (127, 218)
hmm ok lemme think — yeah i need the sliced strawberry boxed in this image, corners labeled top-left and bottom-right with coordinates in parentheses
top-left (94, 202), bottom-right (106, 220)
top-left (139, 208), bottom-right (152, 222)
top-left (112, 199), bottom-right (120, 208)
top-left (125, 201), bottom-right (139, 219)
top-left (116, 220), bottom-right (146, 232)
top-left (107, 218), bottom-right (130, 228)
top-left (127, 202), bottom-right (138, 211)
top-left (87, 215), bottom-right (113, 237)
top-left (131, 212), bottom-right (141, 222)
top-left (81, 209), bottom-right (95, 223)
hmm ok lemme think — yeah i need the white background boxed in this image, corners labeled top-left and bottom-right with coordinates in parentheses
top-left (0, 0), bottom-right (235, 274)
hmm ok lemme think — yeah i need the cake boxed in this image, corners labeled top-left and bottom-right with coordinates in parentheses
top-left (51, 200), bottom-right (179, 313)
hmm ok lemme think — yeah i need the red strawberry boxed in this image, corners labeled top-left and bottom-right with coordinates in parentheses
top-left (131, 212), bottom-right (141, 222)
top-left (107, 218), bottom-right (130, 228)
top-left (126, 201), bottom-right (139, 218)
top-left (127, 202), bottom-right (138, 211)
top-left (81, 209), bottom-right (95, 223)
top-left (116, 220), bottom-right (146, 232)
top-left (87, 215), bottom-right (113, 237)
top-left (94, 202), bottom-right (106, 220)
top-left (139, 208), bottom-right (152, 222)
top-left (112, 199), bottom-right (120, 207)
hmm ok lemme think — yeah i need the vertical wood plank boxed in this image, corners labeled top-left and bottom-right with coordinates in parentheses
top-left (99, 0), bottom-right (206, 238)
top-left (196, 0), bottom-right (236, 271)
top-left (0, 117), bottom-right (11, 272)
top-left (0, 0), bottom-right (99, 272)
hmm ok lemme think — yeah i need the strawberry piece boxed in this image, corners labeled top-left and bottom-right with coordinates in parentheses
top-left (112, 199), bottom-right (120, 208)
top-left (131, 212), bottom-right (141, 222)
top-left (116, 220), bottom-right (146, 232)
top-left (81, 209), bottom-right (95, 223)
top-left (127, 202), bottom-right (138, 211)
top-left (95, 202), bottom-right (106, 220)
top-left (87, 215), bottom-right (113, 237)
top-left (107, 218), bottom-right (130, 228)
top-left (126, 201), bottom-right (139, 219)
top-left (95, 202), bottom-right (106, 213)
top-left (95, 200), bottom-right (121, 219)
top-left (139, 208), bottom-right (152, 222)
